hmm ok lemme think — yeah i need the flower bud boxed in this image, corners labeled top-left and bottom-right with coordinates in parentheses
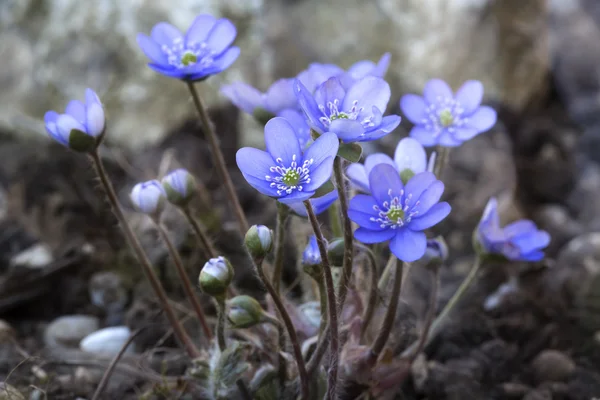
top-left (161, 169), bottom-right (197, 206)
top-left (227, 295), bottom-right (264, 328)
top-left (302, 235), bottom-right (323, 280)
top-left (199, 256), bottom-right (234, 297)
top-left (422, 237), bottom-right (449, 269)
top-left (326, 238), bottom-right (345, 266)
top-left (245, 225), bottom-right (273, 259)
top-left (130, 180), bottom-right (167, 216)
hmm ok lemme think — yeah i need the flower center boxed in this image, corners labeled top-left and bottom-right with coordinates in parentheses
top-left (421, 97), bottom-right (468, 136)
top-left (370, 189), bottom-right (420, 229)
top-left (318, 99), bottom-right (375, 130)
top-left (265, 155), bottom-right (314, 196)
top-left (161, 37), bottom-right (216, 69)
top-left (439, 109), bottom-right (454, 127)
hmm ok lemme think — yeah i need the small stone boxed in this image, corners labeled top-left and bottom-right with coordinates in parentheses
top-left (523, 388), bottom-right (552, 400)
top-left (501, 382), bottom-right (531, 398)
top-left (44, 315), bottom-right (99, 349)
top-left (531, 350), bottom-right (576, 383)
top-left (9, 243), bottom-right (53, 269)
top-left (80, 326), bottom-right (134, 355)
top-left (0, 383), bottom-right (24, 400)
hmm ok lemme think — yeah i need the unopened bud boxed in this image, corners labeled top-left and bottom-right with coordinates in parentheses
top-left (423, 237), bottom-right (449, 269)
top-left (227, 295), bottom-right (264, 329)
top-left (130, 180), bottom-right (167, 216)
top-left (199, 256), bottom-right (234, 297)
top-left (245, 225), bottom-right (273, 259)
top-left (161, 169), bottom-right (197, 206)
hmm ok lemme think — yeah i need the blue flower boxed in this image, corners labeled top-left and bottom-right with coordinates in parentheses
top-left (348, 164), bottom-right (451, 262)
top-left (295, 76), bottom-right (401, 143)
top-left (337, 52), bottom-right (391, 89)
top-left (220, 78), bottom-right (297, 116)
top-left (476, 197), bottom-right (550, 261)
top-left (44, 88), bottom-right (105, 151)
top-left (400, 79), bottom-right (497, 147)
top-left (276, 109), bottom-right (312, 148)
top-left (346, 137), bottom-right (435, 193)
top-left (130, 180), bottom-right (167, 215)
top-left (137, 14), bottom-right (240, 81)
top-left (236, 117), bottom-right (339, 204)
top-left (287, 190), bottom-right (338, 217)
top-left (161, 168), bottom-right (196, 205)
top-left (302, 235), bottom-right (321, 266)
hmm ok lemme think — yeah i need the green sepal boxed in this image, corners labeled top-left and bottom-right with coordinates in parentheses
top-left (337, 142), bottom-right (363, 162)
top-left (313, 179), bottom-right (335, 198)
top-left (69, 129), bottom-right (98, 153)
top-left (400, 169), bottom-right (415, 185)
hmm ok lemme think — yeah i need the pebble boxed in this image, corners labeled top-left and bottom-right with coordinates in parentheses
top-left (80, 326), bottom-right (134, 355)
top-left (44, 315), bottom-right (99, 349)
top-left (9, 243), bottom-right (53, 269)
top-left (531, 350), bottom-right (576, 383)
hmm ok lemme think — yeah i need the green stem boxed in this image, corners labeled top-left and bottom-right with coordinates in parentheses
top-left (216, 296), bottom-right (227, 351)
top-left (154, 221), bottom-right (212, 341)
top-left (248, 255), bottom-right (309, 400)
top-left (369, 258), bottom-right (404, 364)
top-left (185, 81), bottom-right (249, 235)
top-left (303, 200), bottom-right (339, 400)
top-left (89, 151), bottom-right (199, 359)
top-left (272, 203), bottom-right (289, 294)
top-left (333, 157), bottom-right (354, 316)
top-left (181, 206), bottom-right (217, 260)
top-left (328, 201), bottom-right (343, 238)
top-left (433, 146), bottom-right (450, 180)
top-left (355, 244), bottom-right (378, 342)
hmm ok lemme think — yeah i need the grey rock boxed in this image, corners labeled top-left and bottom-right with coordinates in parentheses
top-left (531, 350), bottom-right (576, 383)
top-left (80, 326), bottom-right (134, 355)
top-left (44, 315), bottom-right (100, 349)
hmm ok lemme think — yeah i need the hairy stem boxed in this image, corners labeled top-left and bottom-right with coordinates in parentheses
top-left (272, 203), bottom-right (289, 294)
top-left (248, 255), bottom-right (309, 400)
top-left (89, 150), bottom-right (199, 358)
top-left (355, 244), bottom-right (378, 342)
top-left (306, 323), bottom-right (329, 376)
top-left (369, 258), bottom-right (404, 364)
top-left (317, 277), bottom-right (328, 339)
top-left (333, 157), bottom-right (354, 315)
top-left (328, 201), bottom-right (343, 238)
top-left (303, 200), bottom-right (339, 400)
top-left (185, 81), bottom-right (249, 235)
top-left (216, 296), bottom-right (227, 351)
top-left (433, 146), bottom-right (450, 179)
top-left (181, 206), bottom-right (217, 260)
top-left (377, 254), bottom-right (397, 291)
top-left (154, 221), bottom-right (212, 341)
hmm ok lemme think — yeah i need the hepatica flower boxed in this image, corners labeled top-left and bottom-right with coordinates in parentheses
top-left (236, 117), bottom-right (339, 204)
top-left (400, 79), bottom-right (497, 147)
top-left (302, 235), bottom-right (321, 266)
top-left (130, 180), bottom-right (167, 215)
top-left (44, 88), bottom-right (105, 152)
top-left (295, 76), bottom-right (400, 143)
top-left (221, 78), bottom-right (297, 117)
top-left (137, 14), bottom-right (240, 81)
top-left (287, 190), bottom-right (338, 217)
top-left (348, 164), bottom-right (451, 262)
top-left (347, 137), bottom-right (433, 193)
top-left (476, 197), bottom-right (550, 261)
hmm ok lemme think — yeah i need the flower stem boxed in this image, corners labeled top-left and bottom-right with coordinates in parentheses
top-left (306, 323), bottom-right (329, 376)
top-left (303, 200), bottom-right (339, 400)
top-left (153, 221), bottom-right (213, 341)
top-left (355, 244), bottom-right (378, 342)
top-left (408, 265), bottom-right (439, 362)
top-left (185, 81), bottom-right (249, 235)
top-left (369, 257), bottom-right (404, 364)
top-left (433, 146), bottom-right (450, 180)
top-left (215, 295), bottom-right (227, 351)
top-left (272, 203), bottom-right (289, 294)
top-left (88, 150), bottom-right (199, 358)
top-left (248, 254), bottom-right (309, 400)
top-left (377, 254), bottom-right (397, 291)
top-left (328, 201), bottom-right (343, 238)
top-left (333, 156), bottom-right (354, 315)
top-left (181, 205), bottom-right (217, 260)
top-left (317, 277), bottom-right (328, 339)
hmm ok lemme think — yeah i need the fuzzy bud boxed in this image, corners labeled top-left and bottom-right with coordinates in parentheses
top-left (245, 225), bottom-right (273, 259)
top-left (130, 180), bottom-right (167, 216)
top-left (422, 237), bottom-right (449, 269)
top-left (227, 295), bottom-right (264, 328)
top-left (326, 238), bottom-right (345, 266)
top-left (161, 169), bottom-right (197, 206)
top-left (199, 256), bottom-right (234, 297)
top-left (302, 235), bottom-right (323, 280)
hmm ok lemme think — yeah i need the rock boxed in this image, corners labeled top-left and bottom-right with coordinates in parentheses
top-left (501, 382), bottom-right (531, 399)
top-left (0, 383), bottom-right (25, 400)
top-left (44, 315), bottom-right (100, 349)
top-left (523, 388), bottom-right (552, 400)
top-left (80, 326), bottom-right (134, 355)
top-left (531, 350), bottom-right (576, 383)
top-left (2, 0), bottom-right (549, 149)
top-left (9, 243), bottom-right (53, 269)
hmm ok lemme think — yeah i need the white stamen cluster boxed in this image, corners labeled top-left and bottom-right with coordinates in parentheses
top-left (421, 96), bottom-right (469, 136)
top-left (370, 189), bottom-right (420, 229)
top-left (265, 155), bottom-right (314, 196)
top-left (161, 37), bottom-right (215, 69)
top-left (318, 99), bottom-right (375, 129)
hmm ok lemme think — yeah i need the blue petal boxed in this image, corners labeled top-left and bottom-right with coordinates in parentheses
top-left (136, 34), bottom-right (167, 65)
top-left (147, 63), bottom-right (184, 79)
top-left (304, 156), bottom-right (334, 192)
top-left (346, 163), bottom-right (370, 193)
top-left (65, 100), bottom-right (86, 124)
top-left (289, 190), bottom-right (339, 217)
top-left (44, 111), bottom-right (68, 146)
top-left (236, 147), bottom-right (274, 179)
top-left (364, 153), bottom-right (395, 177)
top-left (264, 117), bottom-right (302, 166)
top-left (394, 138), bottom-right (427, 174)
top-left (297, 63), bottom-right (344, 93)
top-left (242, 173), bottom-right (279, 197)
top-left (348, 196), bottom-right (384, 231)
top-left (349, 209), bottom-right (384, 231)
top-left (85, 101), bottom-right (105, 137)
top-left (221, 83), bottom-right (264, 114)
top-left (455, 80), bottom-right (483, 114)
top-left (304, 132), bottom-right (339, 169)
top-left (150, 22), bottom-right (183, 47)
top-left (466, 106), bottom-right (497, 132)
top-left (278, 190), bottom-right (315, 204)
top-left (365, 115), bottom-right (401, 140)
top-left (404, 171), bottom-right (437, 210)
top-left (330, 119), bottom-right (365, 142)
top-left (205, 18), bottom-right (237, 55)
top-left (343, 77), bottom-right (390, 123)
top-left (203, 46), bottom-right (240, 73)
top-left (389, 229), bottom-right (427, 262)
top-left (373, 52), bottom-right (391, 77)
top-left (438, 131), bottom-right (463, 147)
top-left (504, 220), bottom-right (537, 238)
top-left (400, 94), bottom-right (427, 124)
top-left (56, 114), bottom-right (86, 140)
top-left (412, 180), bottom-right (444, 214)
top-left (409, 202), bottom-right (451, 231)
top-left (452, 127), bottom-right (479, 141)
top-left (368, 163), bottom-right (404, 206)
top-left (423, 79), bottom-right (453, 104)
top-left (409, 125), bottom-right (438, 147)
top-left (278, 109), bottom-right (311, 147)
top-left (519, 250), bottom-right (545, 262)
top-left (314, 78), bottom-right (346, 116)
top-left (264, 79), bottom-right (297, 114)
top-left (512, 231), bottom-right (550, 254)
top-left (294, 79), bottom-right (327, 134)
top-left (354, 227), bottom-right (396, 244)
top-left (185, 14), bottom-right (217, 47)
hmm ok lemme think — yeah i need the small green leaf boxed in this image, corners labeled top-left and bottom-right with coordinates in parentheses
top-left (338, 142), bottom-right (363, 162)
top-left (313, 179), bottom-right (335, 198)
top-left (69, 129), bottom-right (97, 153)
